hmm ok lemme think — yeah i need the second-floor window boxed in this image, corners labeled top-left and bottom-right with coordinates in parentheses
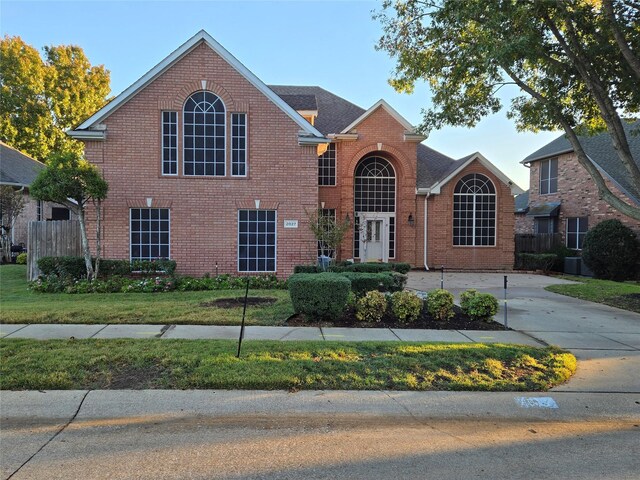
top-left (231, 113), bottom-right (247, 176)
top-left (162, 111), bottom-right (177, 175)
top-left (183, 91), bottom-right (225, 176)
top-left (540, 158), bottom-right (558, 194)
top-left (318, 143), bottom-right (336, 186)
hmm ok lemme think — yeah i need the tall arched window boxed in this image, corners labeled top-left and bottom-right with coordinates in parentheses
top-left (453, 173), bottom-right (496, 246)
top-left (183, 91), bottom-right (225, 176)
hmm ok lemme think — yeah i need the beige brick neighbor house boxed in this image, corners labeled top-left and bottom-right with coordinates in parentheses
top-left (516, 121), bottom-right (640, 249)
top-left (69, 30), bottom-right (522, 277)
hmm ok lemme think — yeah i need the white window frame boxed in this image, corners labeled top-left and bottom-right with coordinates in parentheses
top-left (129, 208), bottom-right (171, 261)
top-left (318, 143), bottom-right (337, 186)
top-left (237, 209), bottom-right (277, 273)
top-left (231, 113), bottom-right (247, 177)
top-left (566, 216), bottom-right (588, 250)
top-left (453, 174), bottom-right (497, 247)
top-left (183, 91), bottom-right (226, 177)
top-left (161, 111), bottom-right (178, 176)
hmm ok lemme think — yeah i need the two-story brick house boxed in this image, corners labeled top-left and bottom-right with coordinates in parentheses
top-left (517, 121), bottom-right (640, 249)
top-left (69, 30), bottom-right (521, 277)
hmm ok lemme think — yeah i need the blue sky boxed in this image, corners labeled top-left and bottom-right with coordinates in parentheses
top-left (2, 0), bottom-right (561, 189)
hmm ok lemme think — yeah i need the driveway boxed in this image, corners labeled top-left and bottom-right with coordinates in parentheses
top-left (407, 271), bottom-right (640, 392)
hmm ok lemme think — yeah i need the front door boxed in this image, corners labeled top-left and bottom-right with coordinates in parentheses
top-left (359, 215), bottom-right (389, 262)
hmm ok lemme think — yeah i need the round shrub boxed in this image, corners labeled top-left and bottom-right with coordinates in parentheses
top-left (390, 291), bottom-right (423, 323)
top-left (425, 289), bottom-right (454, 321)
top-left (460, 289), bottom-right (499, 321)
top-left (582, 219), bottom-right (640, 281)
top-left (16, 252), bottom-right (27, 264)
top-left (355, 290), bottom-right (388, 323)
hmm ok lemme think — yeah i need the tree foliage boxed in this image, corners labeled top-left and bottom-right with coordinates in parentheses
top-left (306, 208), bottom-right (351, 263)
top-left (0, 36), bottom-right (110, 161)
top-left (375, 0), bottom-right (640, 220)
top-left (0, 186), bottom-right (27, 263)
top-left (582, 219), bottom-right (640, 281)
top-left (30, 152), bottom-right (108, 281)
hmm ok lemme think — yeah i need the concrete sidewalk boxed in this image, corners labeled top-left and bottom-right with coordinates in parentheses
top-left (0, 323), bottom-right (546, 346)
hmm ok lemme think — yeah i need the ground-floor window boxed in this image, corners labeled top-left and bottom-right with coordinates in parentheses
top-left (317, 208), bottom-right (336, 258)
top-left (238, 210), bottom-right (276, 272)
top-left (130, 208), bottom-right (170, 260)
top-left (566, 217), bottom-right (588, 250)
top-left (535, 217), bottom-right (557, 234)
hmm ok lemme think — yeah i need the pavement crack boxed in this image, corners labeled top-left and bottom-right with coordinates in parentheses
top-left (6, 390), bottom-right (91, 480)
top-left (157, 324), bottom-right (174, 338)
top-left (89, 324), bottom-right (109, 338)
top-left (382, 391), bottom-right (478, 448)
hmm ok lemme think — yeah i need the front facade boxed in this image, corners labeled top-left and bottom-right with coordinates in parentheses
top-left (517, 122), bottom-right (640, 250)
top-left (70, 31), bottom-right (521, 277)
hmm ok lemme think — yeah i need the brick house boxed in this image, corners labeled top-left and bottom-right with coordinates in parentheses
top-left (516, 121), bottom-right (640, 249)
top-left (69, 30), bottom-right (521, 277)
top-left (0, 142), bottom-right (72, 250)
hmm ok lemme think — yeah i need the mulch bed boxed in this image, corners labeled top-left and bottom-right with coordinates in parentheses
top-left (610, 293), bottom-right (640, 314)
top-left (200, 297), bottom-right (277, 308)
top-left (286, 305), bottom-right (507, 331)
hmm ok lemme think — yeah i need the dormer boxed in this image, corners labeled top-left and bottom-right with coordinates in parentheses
top-left (278, 94), bottom-right (318, 126)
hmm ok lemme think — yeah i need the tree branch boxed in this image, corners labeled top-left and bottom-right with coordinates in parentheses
top-left (602, 0), bottom-right (640, 81)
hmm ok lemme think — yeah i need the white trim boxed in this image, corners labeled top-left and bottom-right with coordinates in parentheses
top-left (71, 30), bottom-right (325, 142)
top-left (428, 152), bottom-right (524, 195)
top-left (129, 207), bottom-right (171, 261)
top-left (231, 112), bottom-right (248, 178)
top-left (341, 99), bottom-right (415, 134)
top-left (67, 130), bottom-right (105, 140)
top-left (161, 111), bottom-right (178, 176)
top-left (327, 133), bottom-right (359, 141)
top-left (237, 209), bottom-right (277, 273)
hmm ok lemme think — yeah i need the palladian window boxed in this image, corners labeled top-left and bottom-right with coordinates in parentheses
top-left (453, 173), bottom-right (496, 246)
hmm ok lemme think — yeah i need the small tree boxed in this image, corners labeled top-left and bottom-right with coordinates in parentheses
top-left (30, 152), bottom-right (108, 281)
top-left (582, 220), bottom-right (640, 281)
top-left (0, 185), bottom-right (26, 263)
top-left (306, 208), bottom-right (351, 266)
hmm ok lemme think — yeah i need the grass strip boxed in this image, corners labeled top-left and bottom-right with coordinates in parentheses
top-left (0, 265), bottom-right (292, 325)
top-left (0, 339), bottom-right (576, 392)
top-left (545, 276), bottom-right (640, 313)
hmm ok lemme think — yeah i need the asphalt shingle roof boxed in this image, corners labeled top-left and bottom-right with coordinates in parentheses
top-left (514, 191), bottom-right (529, 213)
top-left (0, 142), bottom-right (45, 187)
top-left (522, 120), bottom-right (640, 201)
top-left (277, 94), bottom-right (317, 112)
top-left (270, 85), bottom-right (463, 190)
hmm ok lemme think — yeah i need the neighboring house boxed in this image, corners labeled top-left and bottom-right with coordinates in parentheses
top-left (518, 121), bottom-right (640, 249)
top-left (0, 142), bottom-right (72, 247)
top-left (68, 30), bottom-right (521, 277)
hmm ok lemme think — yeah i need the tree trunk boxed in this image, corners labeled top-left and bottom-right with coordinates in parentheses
top-left (1, 227), bottom-right (11, 263)
top-left (77, 206), bottom-right (95, 281)
top-left (94, 200), bottom-right (102, 279)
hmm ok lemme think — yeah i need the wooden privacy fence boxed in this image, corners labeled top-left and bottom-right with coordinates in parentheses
top-left (27, 220), bottom-right (82, 280)
top-left (514, 233), bottom-right (563, 254)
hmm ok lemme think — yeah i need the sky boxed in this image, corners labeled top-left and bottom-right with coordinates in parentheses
top-left (1, 0), bottom-right (563, 189)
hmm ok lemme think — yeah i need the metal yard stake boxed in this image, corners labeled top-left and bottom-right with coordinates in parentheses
top-left (440, 265), bottom-right (444, 290)
top-left (503, 275), bottom-right (508, 330)
top-left (236, 276), bottom-right (250, 358)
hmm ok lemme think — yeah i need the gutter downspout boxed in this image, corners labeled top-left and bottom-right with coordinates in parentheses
top-left (423, 193), bottom-right (430, 271)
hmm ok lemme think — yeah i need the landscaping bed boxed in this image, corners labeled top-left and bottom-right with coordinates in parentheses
top-left (0, 338), bottom-right (576, 392)
top-left (286, 305), bottom-right (506, 330)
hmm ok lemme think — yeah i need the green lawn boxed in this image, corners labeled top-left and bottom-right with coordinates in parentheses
top-left (0, 338), bottom-right (576, 391)
top-left (546, 276), bottom-right (640, 313)
top-left (0, 265), bottom-right (293, 325)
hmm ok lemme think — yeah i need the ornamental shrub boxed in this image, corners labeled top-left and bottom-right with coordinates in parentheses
top-left (355, 290), bottom-right (388, 323)
top-left (582, 219), bottom-right (640, 281)
top-left (339, 272), bottom-right (406, 296)
top-left (16, 252), bottom-right (27, 264)
top-left (390, 291), bottom-right (423, 323)
top-left (329, 262), bottom-right (411, 274)
top-left (293, 264), bottom-right (321, 274)
top-left (288, 272), bottom-right (351, 320)
top-left (514, 253), bottom-right (558, 272)
top-left (460, 289), bottom-right (499, 322)
top-left (425, 289), bottom-right (455, 321)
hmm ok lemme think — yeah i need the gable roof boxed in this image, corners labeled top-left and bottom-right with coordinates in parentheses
top-left (522, 120), bottom-right (640, 201)
top-left (69, 30), bottom-right (326, 144)
top-left (340, 99), bottom-right (415, 134)
top-left (0, 142), bottom-right (45, 187)
top-left (418, 151), bottom-right (523, 195)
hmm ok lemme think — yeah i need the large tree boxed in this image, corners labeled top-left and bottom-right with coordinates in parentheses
top-left (375, 0), bottom-right (640, 220)
top-left (0, 36), bottom-right (110, 161)
top-left (30, 152), bottom-right (108, 281)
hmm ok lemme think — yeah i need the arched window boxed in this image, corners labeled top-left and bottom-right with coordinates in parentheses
top-left (453, 173), bottom-right (496, 246)
top-left (183, 91), bottom-right (225, 176)
top-left (354, 156), bottom-right (395, 213)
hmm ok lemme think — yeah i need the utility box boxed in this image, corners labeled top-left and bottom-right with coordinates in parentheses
top-left (564, 257), bottom-right (581, 275)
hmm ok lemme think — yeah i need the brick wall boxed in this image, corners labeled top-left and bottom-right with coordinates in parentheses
top-left (81, 42), bottom-right (318, 277)
top-left (526, 152), bottom-right (640, 239)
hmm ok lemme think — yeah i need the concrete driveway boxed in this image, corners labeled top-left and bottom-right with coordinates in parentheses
top-left (407, 271), bottom-right (640, 393)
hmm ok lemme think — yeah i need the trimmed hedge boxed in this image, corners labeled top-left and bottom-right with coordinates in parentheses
top-left (37, 256), bottom-right (177, 280)
top-left (293, 262), bottom-right (412, 275)
top-left (288, 273), bottom-right (351, 320)
top-left (582, 219), bottom-right (640, 281)
top-left (339, 272), bottom-right (406, 296)
top-left (515, 253), bottom-right (558, 272)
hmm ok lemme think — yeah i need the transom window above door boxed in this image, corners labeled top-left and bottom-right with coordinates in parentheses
top-left (183, 91), bottom-right (226, 176)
